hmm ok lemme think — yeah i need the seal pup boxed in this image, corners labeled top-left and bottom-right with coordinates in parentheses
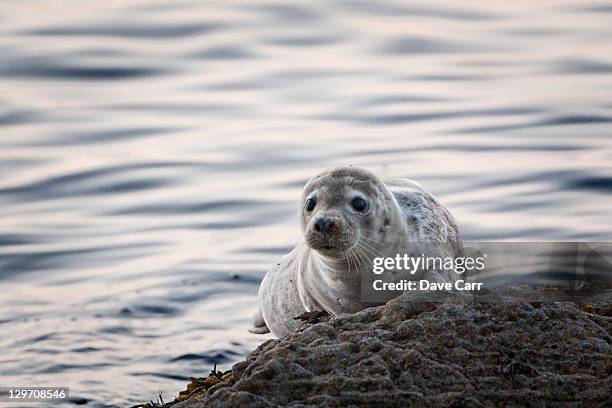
top-left (252, 166), bottom-right (462, 337)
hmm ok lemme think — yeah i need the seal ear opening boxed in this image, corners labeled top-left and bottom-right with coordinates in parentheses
top-left (249, 308), bottom-right (271, 334)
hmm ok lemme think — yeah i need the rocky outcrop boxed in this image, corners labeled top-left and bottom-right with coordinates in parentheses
top-left (173, 290), bottom-right (612, 407)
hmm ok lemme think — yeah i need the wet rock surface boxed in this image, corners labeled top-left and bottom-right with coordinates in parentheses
top-left (173, 290), bottom-right (612, 407)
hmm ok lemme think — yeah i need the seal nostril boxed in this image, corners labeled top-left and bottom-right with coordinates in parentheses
top-left (314, 218), bottom-right (336, 234)
top-left (326, 221), bottom-right (335, 232)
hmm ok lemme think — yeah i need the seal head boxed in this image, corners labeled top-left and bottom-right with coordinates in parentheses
top-left (300, 166), bottom-right (404, 262)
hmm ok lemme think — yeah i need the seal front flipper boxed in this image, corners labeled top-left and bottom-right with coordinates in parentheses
top-left (248, 308), bottom-right (270, 334)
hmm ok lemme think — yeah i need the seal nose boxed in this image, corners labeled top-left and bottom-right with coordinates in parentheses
top-left (313, 217), bottom-right (336, 234)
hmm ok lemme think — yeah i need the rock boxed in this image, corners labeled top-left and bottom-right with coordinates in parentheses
top-left (173, 289), bottom-right (612, 407)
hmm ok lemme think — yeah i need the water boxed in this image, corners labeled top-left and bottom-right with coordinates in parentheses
top-left (1, 0), bottom-right (611, 406)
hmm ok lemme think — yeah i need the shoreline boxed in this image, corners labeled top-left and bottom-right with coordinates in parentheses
top-left (134, 287), bottom-right (612, 407)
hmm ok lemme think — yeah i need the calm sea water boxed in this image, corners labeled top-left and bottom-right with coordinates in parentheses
top-left (1, 1), bottom-right (611, 406)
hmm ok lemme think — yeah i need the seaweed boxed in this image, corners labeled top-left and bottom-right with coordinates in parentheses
top-left (294, 310), bottom-right (329, 324)
top-left (130, 363), bottom-right (234, 408)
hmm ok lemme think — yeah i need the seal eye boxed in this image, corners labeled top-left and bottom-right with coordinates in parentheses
top-left (305, 198), bottom-right (316, 212)
top-left (351, 197), bottom-right (369, 213)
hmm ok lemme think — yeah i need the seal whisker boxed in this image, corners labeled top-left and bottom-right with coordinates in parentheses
top-left (352, 247), bottom-right (366, 267)
top-left (345, 246), bottom-right (362, 267)
top-left (355, 246), bottom-right (373, 268)
top-left (359, 243), bottom-right (384, 256)
top-left (358, 236), bottom-right (386, 249)
top-left (361, 245), bottom-right (376, 262)
top-left (359, 238), bottom-right (381, 251)
top-left (358, 248), bottom-right (369, 265)
top-left (344, 248), bottom-right (353, 272)
top-left (344, 250), bottom-right (350, 275)
top-left (356, 244), bottom-right (377, 260)
top-left (358, 240), bottom-right (382, 258)
top-left (345, 249), bottom-right (357, 276)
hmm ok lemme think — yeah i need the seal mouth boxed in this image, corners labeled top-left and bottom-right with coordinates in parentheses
top-left (308, 239), bottom-right (356, 255)
top-left (305, 237), bottom-right (345, 254)
top-left (315, 243), bottom-right (338, 253)
top-left (305, 227), bottom-right (355, 256)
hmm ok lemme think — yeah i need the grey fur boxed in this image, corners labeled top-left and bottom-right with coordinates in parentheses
top-left (255, 166), bottom-right (463, 337)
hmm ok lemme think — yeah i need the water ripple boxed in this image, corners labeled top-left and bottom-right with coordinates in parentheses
top-left (22, 22), bottom-right (223, 39)
top-left (0, 59), bottom-right (165, 80)
top-left (168, 349), bottom-right (240, 364)
top-left (551, 58), bottom-right (612, 75)
top-left (0, 163), bottom-right (189, 200)
top-left (565, 176), bottom-right (612, 193)
top-left (1, 1), bottom-right (612, 406)
top-left (191, 45), bottom-right (259, 60)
